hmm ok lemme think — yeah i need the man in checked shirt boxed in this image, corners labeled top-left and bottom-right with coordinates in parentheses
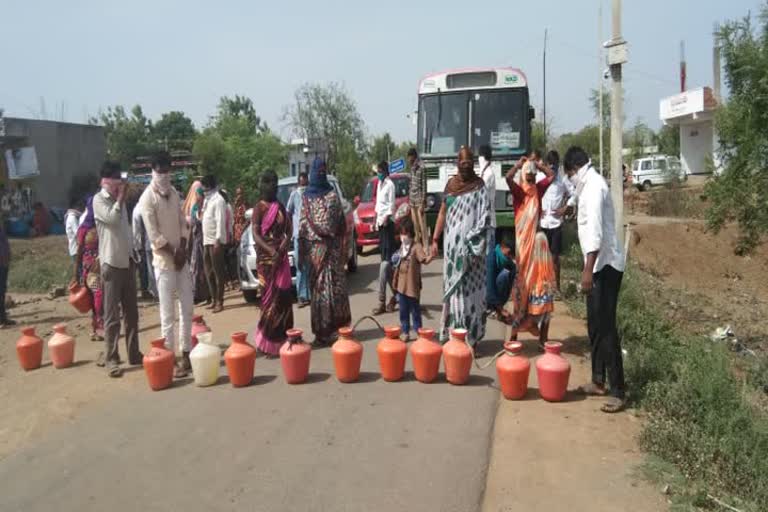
top-left (406, 148), bottom-right (429, 253)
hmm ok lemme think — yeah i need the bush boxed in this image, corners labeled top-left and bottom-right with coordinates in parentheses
top-left (561, 237), bottom-right (768, 508)
top-left (8, 237), bottom-right (72, 294)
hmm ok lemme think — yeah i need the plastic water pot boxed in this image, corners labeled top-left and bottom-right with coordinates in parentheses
top-left (536, 342), bottom-right (571, 402)
top-left (496, 341), bottom-right (530, 400)
top-left (410, 328), bottom-right (442, 383)
top-left (48, 323), bottom-right (76, 369)
top-left (279, 328), bottom-right (311, 384)
top-left (332, 327), bottom-right (363, 383)
top-left (189, 332), bottom-right (220, 387)
top-left (443, 329), bottom-right (473, 385)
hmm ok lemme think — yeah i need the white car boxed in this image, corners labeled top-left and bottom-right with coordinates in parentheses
top-left (632, 155), bottom-right (686, 191)
top-left (237, 175), bottom-right (358, 303)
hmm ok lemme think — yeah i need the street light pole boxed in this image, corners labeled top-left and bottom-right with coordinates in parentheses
top-left (607, 0), bottom-right (626, 245)
top-left (598, 1), bottom-right (604, 175)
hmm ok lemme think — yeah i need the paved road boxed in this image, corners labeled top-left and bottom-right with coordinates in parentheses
top-left (0, 254), bottom-right (507, 512)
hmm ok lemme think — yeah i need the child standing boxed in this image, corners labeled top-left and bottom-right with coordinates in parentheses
top-left (392, 217), bottom-right (430, 342)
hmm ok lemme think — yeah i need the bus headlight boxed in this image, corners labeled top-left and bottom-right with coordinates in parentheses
top-left (506, 192), bottom-right (514, 207)
top-left (427, 194), bottom-right (438, 210)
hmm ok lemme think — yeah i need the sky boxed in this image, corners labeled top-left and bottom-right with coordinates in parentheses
top-left (1, 0), bottom-right (764, 142)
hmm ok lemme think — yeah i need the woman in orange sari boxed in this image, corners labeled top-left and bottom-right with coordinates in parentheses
top-left (506, 156), bottom-right (556, 348)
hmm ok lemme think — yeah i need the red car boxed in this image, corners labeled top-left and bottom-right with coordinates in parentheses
top-left (353, 174), bottom-right (411, 253)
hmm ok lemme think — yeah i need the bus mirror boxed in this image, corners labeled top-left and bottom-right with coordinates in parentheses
top-left (529, 106), bottom-right (536, 120)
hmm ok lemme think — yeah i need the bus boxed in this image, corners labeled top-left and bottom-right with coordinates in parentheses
top-left (417, 67), bottom-right (534, 238)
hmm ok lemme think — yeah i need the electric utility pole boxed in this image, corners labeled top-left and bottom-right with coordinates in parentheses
top-left (606, 0), bottom-right (627, 245)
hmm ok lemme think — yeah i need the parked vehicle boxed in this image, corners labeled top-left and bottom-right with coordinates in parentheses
top-left (237, 175), bottom-right (358, 303)
top-left (353, 174), bottom-right (411, 253)
top-left (632, 155), bottom-right (686, 191)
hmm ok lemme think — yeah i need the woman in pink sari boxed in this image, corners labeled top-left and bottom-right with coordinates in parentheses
top-left (251, 170), bottom-right (294, 356)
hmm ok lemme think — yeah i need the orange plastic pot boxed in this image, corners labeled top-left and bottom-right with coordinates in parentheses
top-left (224, 332), bottom-right (256, 387)
top-left (443, 328), bottom-right (473, 385)
top-left (48, 323), bottom-right (76, 369)
top-left (410, 328), bottom-right (442, 383)
top-left (377, 326), bottom-right (407, 382)
top-left (280, 328), bottom-right (311, 384)
top-left (536, 341), bottom-right (571, 402)
top-left (143, 338), bottom-right (174, 391)
top-left (16, 327), bottom-right (43, 371)
top-left (496, 341), bottom-right (530, 400)
top-left (68, 282), bottom-right (92, 314)
top-left (332, 327), bottom-right (363, 383)
top-left (190, 314), bottom-right (211, 349)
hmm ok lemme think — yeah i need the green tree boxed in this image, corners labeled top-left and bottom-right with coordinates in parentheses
top-left (93, 105), bottom-right (154, 166)
top-left (284, 82), bottom-right (367, 172)
top-left (624, 120), bottom-right (657, 162)
top-left (554, 125), bottom-right (600, 165)
top-left (531, 120), bottom-right (548, 153)
top-left (369, 133), bottom-right (397, 163)
top-left (656, 124), bottom-right (680, 156)
top-left (706, 6), bottom-right (768, 253)
top-left (589, 88), bottom-right (611, 131)
top-left (152, 111), bottom-right (196, 151)
top-left (194, 97), bottom-right (287, 201)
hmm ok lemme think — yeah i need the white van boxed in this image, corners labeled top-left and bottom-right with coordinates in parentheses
top-left (631, 155), bottom-right (686, 191)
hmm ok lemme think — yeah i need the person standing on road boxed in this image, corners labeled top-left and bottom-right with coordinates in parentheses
top-left (287, 171), bottom-right (310, 307)
top-left (406, 148), bottom-right (429, 250)
top-left (0, 222), bottom-right (16, 328)
top-left (505, 155), bottom-right (556, 349)
top-left (537, 150), bottom-right (574, 294)
top-left (183, 181), bottom-right (210, 305)
top-left (372, 160), bottom-right (398, 315)
top-left (251, 170), bottom-right (295, 357)
top-left (430, 146), bottom-right (491, 347)
top-left (73, 197), bottom-right (104, 341)
top-left (478, 144), bottom-right (502, 318)
top-left (139, 151), bottom-right (194, 378)
top-left (563, 146), bottom-right (626, 413)
top-left (65, 198), bottom-right (84, 269)
top-left (299, 158), bottom-right (351, 346)
top-left (392, 217), bottom-right (430, 342)
top-left (93, 161), bottom-right (142, 378)
top-left (201, 175), bottom-right (228, 313)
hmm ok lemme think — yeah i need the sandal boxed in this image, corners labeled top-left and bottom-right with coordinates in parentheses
top-left (601, 397), bottom-right (626, 414)
top-left (108, 365), bottom-right (123, 378)
top-left (576, 382), bottom-right (608, 396)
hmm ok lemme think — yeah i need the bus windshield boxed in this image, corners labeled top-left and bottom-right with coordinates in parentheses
top-left (472, 90), bottom-right (527, 155)
top-left (418, 92), bottom-right (468, 157)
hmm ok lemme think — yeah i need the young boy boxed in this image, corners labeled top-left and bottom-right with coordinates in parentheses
top-left (392, 217), bottom-right (430, 342)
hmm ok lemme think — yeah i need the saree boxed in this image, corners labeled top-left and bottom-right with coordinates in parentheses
top-left (252, 201), bottom-right (294, 355)
top-left (299, 190), bottom-right (351, 343)
top-left (510, 178), bottom-right (556, 330)
top-left (77, 227), bottom-right (103, 333)
top-left (439, 186), bottom-right (492, 345)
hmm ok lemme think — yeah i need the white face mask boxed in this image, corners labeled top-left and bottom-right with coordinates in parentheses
top-left (400, 235), bottom-right (412, 246)
top-left (478, 156), bottom-right (488, 169)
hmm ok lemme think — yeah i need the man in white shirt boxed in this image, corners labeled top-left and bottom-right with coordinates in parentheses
top-left (93, 161), bottom-right (142, 378)
top-left (140, 151), bottom-right (194, 377)
top-left (65, 198), bottom-right (83, 265)
top-left (563, 146), bottom-right (626, 413)
top-left (479, 145), bottom-right (503, 316)
top-left (372, 160), bottom-right (397, 315)
top-left (200, 174), bottom-right (228, 313)
top-left (536, 150), bottom-right (575, 293)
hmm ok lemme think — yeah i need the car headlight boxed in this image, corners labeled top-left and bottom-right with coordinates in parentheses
top-left (353, 209), bottom-right (359, 225)
top-left (427, 194), bottom-right (437, 210)
top-left (506, 192), bottom-right (514, 207)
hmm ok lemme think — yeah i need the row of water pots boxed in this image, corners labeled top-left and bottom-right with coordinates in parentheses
top-left (17, 317), bottom-right (572, 401)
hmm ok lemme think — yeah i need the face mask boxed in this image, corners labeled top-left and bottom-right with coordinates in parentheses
top-left (203, 188), bottom-right (215, 197)
top-left (478, 156), bottom-right (488, 169)
top-left (400, 235), bottom-right (412, 246)
top-left (152, 171), bottom-right (172, 195)
top-left (378, 173), bottom-right (386, 182)
top-left (569, 174), bottom-right (581, 189)
top-left (101, 178), bottom-right (121, 197)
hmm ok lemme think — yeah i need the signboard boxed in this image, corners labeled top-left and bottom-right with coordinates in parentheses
top-left (389, 158), bottom-right (405, 174)
top-left (660, 88), bottom-right (706, 120)
top-left (4, 147), bottom-right (39, 180)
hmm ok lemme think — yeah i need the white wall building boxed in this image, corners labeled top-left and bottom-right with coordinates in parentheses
top-left (659, 87), bottom-right (721, 175)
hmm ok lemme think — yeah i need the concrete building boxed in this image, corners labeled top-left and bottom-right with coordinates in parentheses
top-left (288, 137), bottom-right (328, 177)
top-left (0, 117), bottom-right (106, 208)
top-left (659, 87), bottom-right (721, 175)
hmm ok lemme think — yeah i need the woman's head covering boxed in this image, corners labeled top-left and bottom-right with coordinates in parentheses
top-left (183, 180), bottom-right (203, 218)
top-left (79, 196), bottom-right (95, 231)
top-left (304, 157), bottom-right (333, 198)
top-left (443, 146), bottom-right (484, 196)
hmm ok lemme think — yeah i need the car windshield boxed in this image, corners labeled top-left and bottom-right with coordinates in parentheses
top-left (472, 90), bottom-right (527, 155)
top-left (418, 92), bottom-right (468, 157)
top-left (361, 180), bottom-right (375, 202)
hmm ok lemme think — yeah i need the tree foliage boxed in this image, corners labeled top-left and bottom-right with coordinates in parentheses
top-left (153, 111), bottom-right (196, 151)
top-left (93, 105), bottom-right (154, 165)
top-left (706, 6), bottom-right (768, 253)
top-left (194, 98), bottom-right (286, 202)
top-left (369, 133), bottom-right (415, 164)
top-left (656, 124), bottom-right (680, 157)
